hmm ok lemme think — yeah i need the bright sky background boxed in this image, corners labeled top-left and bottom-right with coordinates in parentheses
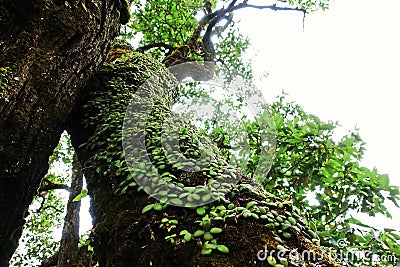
top-left (236, 0), bottom-right (400, 228)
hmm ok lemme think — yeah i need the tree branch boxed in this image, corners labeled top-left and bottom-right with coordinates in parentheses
top-left (231, 2), bottom-right (306, 13)
top-left (136, 42), bottom-right (176, 53)
top-left (38, 178), bottom-right (70, 193)
top-left (57, 152), bottom-right (83, 266)
top-left (162, 0), bottom-right (238, 80)
top-left (163, 0), bottom-right (307, 80)
top-left (41, 252), bottom-right (59, 267)
top-left (205, 0), bottom-right (212, 14)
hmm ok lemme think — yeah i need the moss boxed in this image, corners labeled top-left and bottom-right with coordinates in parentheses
top-left (0, 67), bottom-right (19, 102)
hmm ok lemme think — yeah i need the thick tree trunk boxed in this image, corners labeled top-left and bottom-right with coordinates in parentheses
top-left (0, 1), bottom-right (124, 265)
top-left (67, 46), bottom-right (341, 266)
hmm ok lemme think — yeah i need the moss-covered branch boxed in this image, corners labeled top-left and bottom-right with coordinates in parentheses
top-left (67, 44), bottom-right (340, 267)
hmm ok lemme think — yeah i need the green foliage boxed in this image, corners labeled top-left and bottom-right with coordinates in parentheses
top-left (288, 0), bottom-right (331, 11)
top-left (10, 132), bottom-right (72, 266)
top-left (48, 131), bottom-right (73, 166)
top-left (142, 203), bottom-right (155, 214)
top-left (217, 94), bottom-right (400, 266)
top-left (149, 183), bottom-right (320, 256)
top-left (214, 27), bottom-right (252, 81)
top-left (125, 0), bottom-right (203, 59)
top-left (10, 191), bottom-right (66, 266)
top-left (79, 52), bottom-right (169, 197)
top-left (178, 79), bottom-right (399, 265)
top-left (123, 0), bottom-right (254, 84)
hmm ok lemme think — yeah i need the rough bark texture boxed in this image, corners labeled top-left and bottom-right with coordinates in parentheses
top-left (57, 152), bottom-right (83, 267)
top-left (67, 47), bottom-right (341, 267)
top-left (0, 1), bottom-right (125, 265)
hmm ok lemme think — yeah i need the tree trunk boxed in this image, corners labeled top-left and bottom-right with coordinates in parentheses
top-left (67, 46), bottom-right (341, 267)
top-left (0, 1), bottom-right (124, 265)
top-left (57, 152), bottom-right (83, 267)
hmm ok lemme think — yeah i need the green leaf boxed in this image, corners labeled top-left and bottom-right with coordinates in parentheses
top-left (217, 244), bottom-right (229, 253)
top-left (193, 230), bottom-right (205, 237)
top-left (378, 174), bottom-right (390, 190)
top-left (246, 201), bottom-right (257, 209)
top-left (72, 189), bottom-right (88, 202)
top-left (201, 248), bottom-right (212, 255)
top-left (142, 204), bottom-right (155, 214)
top-left (179, 230), bottom-right (189, 235)
top-left (196, 207), bottom-right (206, 215)
top-left (203, 232), bottom-right (213, 240)
top-left (154, 203), bottom-right (163, 211)
top-left (210, 227), bottom-right (223, 234)
top-left (204, 242), bottom-right (217, 249)
top-left (184, 233), bottom-right (192, 242)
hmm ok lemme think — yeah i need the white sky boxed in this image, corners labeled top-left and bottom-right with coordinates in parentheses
top-left (236, 0), bottom-right (400, 228)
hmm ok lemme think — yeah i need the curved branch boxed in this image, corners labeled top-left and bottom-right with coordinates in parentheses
top-left (233, 1), bottom-right (307, 29)
top-left (38, 178), bottom-right (71, 193)
top-left (162, 0), bottom-right (238, 79)
top-left (136, 42), bottom-right (176, 53)
top-left (231, 2), bottom-right (306, 13)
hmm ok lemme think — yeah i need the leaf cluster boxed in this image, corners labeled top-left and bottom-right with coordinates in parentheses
top-left (210, 94), bottom-right (400, 266)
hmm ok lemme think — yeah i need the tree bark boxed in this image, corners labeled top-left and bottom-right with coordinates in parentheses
top-left (0, 1), bottom-right (124, 265)
top-left (57, 152), bottom-right (83, 267)
top-left (67, 46), bottom-right (341, 267)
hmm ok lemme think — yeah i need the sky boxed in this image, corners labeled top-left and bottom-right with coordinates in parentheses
top-left (236, 0), bottom-right (400, 228)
